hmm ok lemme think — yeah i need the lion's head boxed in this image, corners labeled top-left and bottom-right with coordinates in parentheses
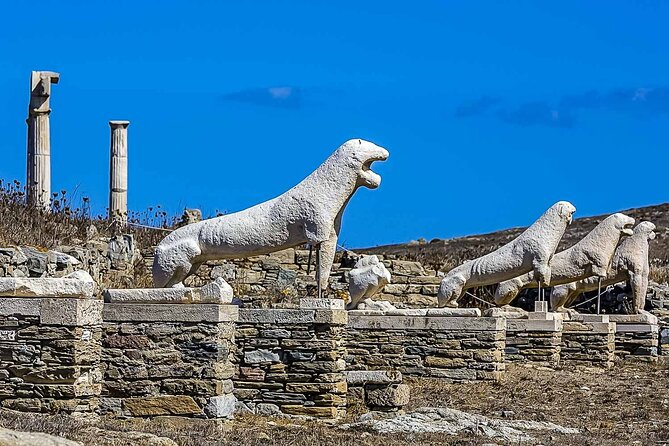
top-left (635, 221), bottom-right (656, 240)
top-left (609, 213), bottom-right (635, 236)
top-left (550, 201), bottom-right (577, 224)
top-left (339, 139), bottom-right (389, 189)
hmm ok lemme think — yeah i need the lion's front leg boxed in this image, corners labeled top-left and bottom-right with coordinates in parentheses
top-left (316, 230), bottom-right (338, 295)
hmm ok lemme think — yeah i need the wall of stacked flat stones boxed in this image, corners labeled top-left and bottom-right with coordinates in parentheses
top-left (615, 324), bottom-right (659, 362)
top-left (345, 316), bottom-right (506, 382)
top-left (233, 309), bottom-right (348, 418)
top-left (0, 300), bottom-right (102, 414)
top-left (560, 321), bottom-right (615, 367)
top-left (504, 320), bottom-right (562, 367)
top-left (655, 311), bottom-right (669, 357)
top-left (100, 318), bottom-right (236, 418)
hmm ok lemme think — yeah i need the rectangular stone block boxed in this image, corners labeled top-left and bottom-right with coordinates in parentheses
top-left (239, 309), bottom-right (315, 324)
top-left (347, 315), bottom-right (505, 331)
top-left (507, 319), bottom-right (562, 332)
top-left (104, 285), bottom-right (230, 304)
top-left (616, 324), bottom-right (658, 333)
top-left (300, 298), bottom-right (344, 310)
top-left (102, 303), bottom-right (238, 323)
top-left (0, 277), bottom-right (95, 298)
top-left (0, 298), bottom-right (41, 317)
top-left (41, 299), bottom-right (103, 326)
top-left (608, 313), bottom-right (658, 324)
top-left (314, 309), bottom-right (348, 324)
top-left (425, 308), bottom-right (481, 317)
top-left (346, 370), bottom-right (402, 385)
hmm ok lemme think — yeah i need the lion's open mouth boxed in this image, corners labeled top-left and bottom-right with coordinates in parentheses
top-left (361, 152), bottom-right (388, 188)
top-left (622, 220), bottom-right (635, 236)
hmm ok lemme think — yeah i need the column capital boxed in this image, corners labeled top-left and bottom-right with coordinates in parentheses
top-left (109, 120), bottom-right (130, 128)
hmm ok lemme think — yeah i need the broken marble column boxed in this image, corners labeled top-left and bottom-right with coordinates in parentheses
top-left (26, 71), bottom-right (60, 209)
top-left (109, 120), bottom-right (129, 224)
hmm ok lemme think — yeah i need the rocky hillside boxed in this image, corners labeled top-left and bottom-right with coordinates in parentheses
top-left (359, 203), bottom-right (669, 278)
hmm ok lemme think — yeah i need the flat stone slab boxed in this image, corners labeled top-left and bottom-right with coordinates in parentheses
top-left (426, 308), bottom-right (481, 317)
top-left (239, 308), bottom-right (347, 325)
top-left (569, 314), bottom-right (610, 323)
top-left (483, 307), bottom-right (528, 319)
top-left (347, 308), bottom-right (480, 317)
top-left (103, 303), bottom-right (238, 323)
top-left (0, 276), bottom-right (95, 298)
top-left (347, 370), bottom-right (403, 385)
top-left (608, 313), bottom-right (658, 324)
top-left (347, 315), bottom-right (505, 331)
top-left (528, 311), bottom-right (565, 321)
top-left (563, 320), bottom-right (615, 334)
top-left (104, 278), bottom-right (233, 304)
top-left (506, 318), bottom-right (563, 332)
top-left (300, 298), bottom-right (344, 310)
top-left (615, 323), bottom-right (659, 333)
top-left (0, 297), bottom-right (102, 326)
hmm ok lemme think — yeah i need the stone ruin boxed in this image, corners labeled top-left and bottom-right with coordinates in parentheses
top-left (1, 69), bottom-right (667, 423)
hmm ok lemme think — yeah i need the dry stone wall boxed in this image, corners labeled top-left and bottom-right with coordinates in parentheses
top-left (233, 305), bottom-right (348, 419)
top-left (561, 317), bottom-right (616, 368)
top-left (345, 311), bottom-right (506, 382)
top-left (504, 318), bottom-right (562, 367)
top-left (0, 285), bottom-right (103, 414)
top-left (100, 302), bottom-right (238, 418)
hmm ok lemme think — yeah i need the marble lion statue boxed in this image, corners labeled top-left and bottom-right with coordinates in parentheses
top-left (550, 221), bottom-right (655, 314)
top-left (494, 213), bottom-right (635, 306)
top-left (437, 201), bottom-right (576, 308)
top-left (347, 255), bottom-right (392, 310)
top-left (152, 139), bottom-right (389, 288)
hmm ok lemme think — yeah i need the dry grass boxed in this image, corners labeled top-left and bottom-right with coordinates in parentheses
top-left (1, 364), bottom-right (668, 445)
top-left (0, 179), bottom-right (172, 250)
top-left (407, 362), bottom-right (669, 446)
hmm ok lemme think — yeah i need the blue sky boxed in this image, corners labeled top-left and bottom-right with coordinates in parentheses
top-left (1, 1), bottom-right (667, 248)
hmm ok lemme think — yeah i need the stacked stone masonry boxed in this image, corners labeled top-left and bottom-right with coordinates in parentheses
top-left (610, 315), bottom-right (659, 362)
top-left (0, 287), bottom-right (103, 414)
top-left (345, 311), bottom-right (506, 382)
top-left (101, 303), bottom-right (239, 418)
top-left (561, 317), bottom-right (616, 368)
top-left (233, 307), bottom-right (348, 419)
top-left (504, 317), bottom-right (563, 367)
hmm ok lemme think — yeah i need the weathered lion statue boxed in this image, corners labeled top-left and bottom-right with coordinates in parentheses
top-left (550, 221), bottom-right (656, 313)
top-left (437, 201), bottom-right (576, 308)
top-left (494, 213), bottom-right (635, 306)
top-left (152, 139), bottom-right (389, 288)
top-left (347, 255), bottom-right (392, 310)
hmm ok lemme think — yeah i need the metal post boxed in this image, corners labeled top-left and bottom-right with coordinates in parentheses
top-left (597, 277), bottom-right (602, 314)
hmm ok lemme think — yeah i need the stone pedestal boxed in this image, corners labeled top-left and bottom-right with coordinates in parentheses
top-left (26, 71), bottom-right (59, 209)
top-left (101, 293), bottom-right (239, 418)
top-left (561, 315), bottom-right (615, 368)
top-left (505, 315), bottom-right (563, 367)
top-left (108, 121), bottom-right (129, 224)
top-left (234, 307), bottom-right (348, 419)
top-left (346, 309), bottom-right (505, 382)
top-left (609, 314), bottom-right (659, 362)
top-left (0, 277), bottom-right (103, 414)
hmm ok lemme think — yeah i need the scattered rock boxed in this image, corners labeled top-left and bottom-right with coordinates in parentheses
top-left (0, 427), bottom-right (82, 446)
top-left (344, 407), bottom-right (578, 442)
